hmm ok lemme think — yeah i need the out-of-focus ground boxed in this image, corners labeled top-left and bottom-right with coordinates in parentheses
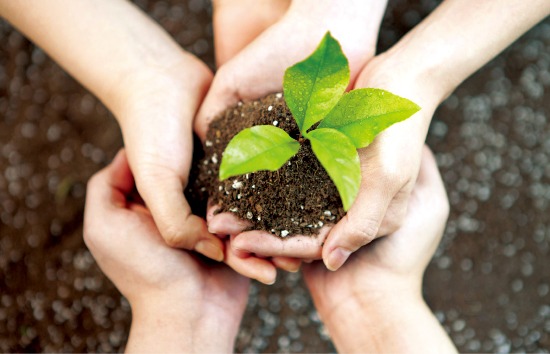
top-left (1, 0), bottom-right (549, 352)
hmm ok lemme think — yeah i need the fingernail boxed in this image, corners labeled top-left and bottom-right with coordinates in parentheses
top-left (288, 263), bottom-right (301, 273)
top-left (196, 240), bottom-right (224, 262)
top-left (262, 276), bottom-right (276, 285)
top-left (325, 247), bottom-right (351, 271)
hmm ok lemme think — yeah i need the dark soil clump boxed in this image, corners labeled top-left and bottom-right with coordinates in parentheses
top-left (194, 93), bottom-right (345, 237)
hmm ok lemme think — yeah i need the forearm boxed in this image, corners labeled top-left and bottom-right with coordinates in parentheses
top-left (0, 0), bottom-right (210, 119)
top-left (378, 0), bottom-right (550, 101)
top-left (321, 293), bottom-right (456, 353)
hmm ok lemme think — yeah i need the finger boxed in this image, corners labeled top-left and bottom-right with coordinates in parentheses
top-left (207, 209), bottom-right (251, 236)
top-left (107, 149), bottom-right (135, 196)
top-left (231, 227), bottom-right (329, 259)
top-left (224, 240), bottom-right (277, 285)
top-left (271, 256), bottom-right (301, 273)
top-left (322, 180), bottom-right (394, 271)
top-left (84, 149), bottom-right (134, 251)
top-left (213, 0), bottom-right (291, 67)
top-left (135, 171), bottom-right (224, 262)
top-left (407, 146), bottom-right (449, 235)
top-left (85, 149), bottom-right (132, 215)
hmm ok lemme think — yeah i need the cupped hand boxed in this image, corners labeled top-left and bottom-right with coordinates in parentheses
top-left (116, 57), bottom-right (226, 262)
top-left (202, 0), bottom-right (389, 272)
top-left (83, 150), bottom-right (250, 350)
top-left (302, 146), bottom-right (449, 309)
top-left (302, 146), bottom-right (456, 353)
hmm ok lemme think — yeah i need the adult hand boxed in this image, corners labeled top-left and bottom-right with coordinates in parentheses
top-left (302, 147), bottom-right (457, 353)
top-left (201, 0), bottom-right (389, 271)
top-left (0, 0), bottom-right (224, 261)
top-left (83, 150), bottom-right (249, 353)
top-left (118, 59), bottom-right (226, 262)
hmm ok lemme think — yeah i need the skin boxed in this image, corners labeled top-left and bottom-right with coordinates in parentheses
top-left (83, 150), bottom-right (249, 353)
top-left (213, 0), bottom-right (291, 67)
top-left (0, 0), bottom-right (223, 261)
top-left (84, 147), bottom-right (456, 352)
top-left (202, 0), bottom-right (389, 281)
top-left (303, 147), bottom-right (457, 353)
top-left (207, 0), bottom-right (550, 272)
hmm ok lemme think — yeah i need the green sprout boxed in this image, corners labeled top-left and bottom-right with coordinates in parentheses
top-left (219, 32), bottom-right (420, 211)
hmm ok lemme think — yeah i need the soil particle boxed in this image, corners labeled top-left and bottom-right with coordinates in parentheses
top-left (194, 93), bottom-right (345, 237)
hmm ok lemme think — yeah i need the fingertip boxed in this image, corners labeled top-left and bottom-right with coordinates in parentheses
top-left (323, 247), bottom-right (351, 272)
top-left (195, 238), bottom-right (225, 262)
top-left (272, 257), bottom-right (301, 273)
top-left (225, 245), bottom-right (277, 285)
top-left (208, 212), bottom-right (250, 235)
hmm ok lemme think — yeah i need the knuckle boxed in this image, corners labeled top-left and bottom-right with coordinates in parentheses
top-left (347, 218), bottom-right (379, 248)
top-left (162, 226), bottom-right (183, 248)
top-left (82, 221), bottom-right (97, 250)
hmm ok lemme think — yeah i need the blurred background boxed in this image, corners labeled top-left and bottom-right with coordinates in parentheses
top-left (1, 0), bottom-right (549, 352)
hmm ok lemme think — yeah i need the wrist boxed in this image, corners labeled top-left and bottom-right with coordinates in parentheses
top-left (129, 293), bottom-right (239, 353)
top-left (321, 289), bottom-right (425, 352)
top-left (110, 53), bottom-right (213, 128)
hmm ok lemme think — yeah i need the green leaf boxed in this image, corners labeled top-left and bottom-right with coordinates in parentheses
top-left (319, 88), bottom-right (421, 148)
top-left (283, 31), bottom-right (350, 133)
top-left (219, 125), bottom-right (300, 180)
top-left (308, 128), bottom-right (360, 211)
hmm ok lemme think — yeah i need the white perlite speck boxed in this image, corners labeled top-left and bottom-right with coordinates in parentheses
top-left (232, 180), bottom-right (243, 189)
top-left (211, 153), bottom-right (218, 164)
top-left (323, 210), bottom-right (332, 216)
top-left (205, 140), bottom-right (213, 147)
top-left (281, 230), bottom-right (289, 237)
top-left (268, 105), bottom-right (273, 111)
top-left (273, 120), bottom-right (279, 126)
top-left (276, 93), bottom-right (283, 98)
top-left (246, 211), bottom-right (253, 219)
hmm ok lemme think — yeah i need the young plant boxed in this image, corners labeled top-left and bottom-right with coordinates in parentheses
top-left (219, 32), bottom-right (420, 211)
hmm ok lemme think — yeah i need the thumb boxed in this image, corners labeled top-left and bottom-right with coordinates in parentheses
top-left (135, 169), bottom-right (224, 262)
top-left (321, 183), bottom-right (393, 271)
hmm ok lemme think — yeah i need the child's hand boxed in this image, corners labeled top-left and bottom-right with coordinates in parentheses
top-left (83, 150), bottom-right (249, 352)
top-left (195, 0), bottom-right (388, 140)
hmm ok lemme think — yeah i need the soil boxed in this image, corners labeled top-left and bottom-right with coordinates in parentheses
top-left (193, 93), bottom-right (345, 237)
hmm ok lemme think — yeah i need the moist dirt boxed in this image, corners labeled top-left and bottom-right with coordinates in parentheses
top-left (191, 93), bottom-right (346, 237)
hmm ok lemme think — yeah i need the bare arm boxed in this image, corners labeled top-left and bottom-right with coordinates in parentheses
top-left (370, 0), bottom-right (550, 102)
top-left (0, 0), bottom-right (207, 116)
top-left (0, 0), bottom-right (224, 261)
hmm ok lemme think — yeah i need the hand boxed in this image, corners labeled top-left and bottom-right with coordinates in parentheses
top-left (83, 150), bottom-right (249, 353)
top-left (118, 58), bottom-right (231, 262)
top-left (302, 147), bottom-right (456, 353)
top-left (0, 0), bottom-right (225, 261)
top-left (202, 0), bottom-right (389, 270)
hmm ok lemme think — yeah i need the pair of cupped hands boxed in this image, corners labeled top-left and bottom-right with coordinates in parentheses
top-left (81, 1), bottom-right (453, 349)
top-left (85, 0), bottom-right (445, 304)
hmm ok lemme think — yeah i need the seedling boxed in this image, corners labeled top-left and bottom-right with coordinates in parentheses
top-left (219, 32), bottom-right (420, 211)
